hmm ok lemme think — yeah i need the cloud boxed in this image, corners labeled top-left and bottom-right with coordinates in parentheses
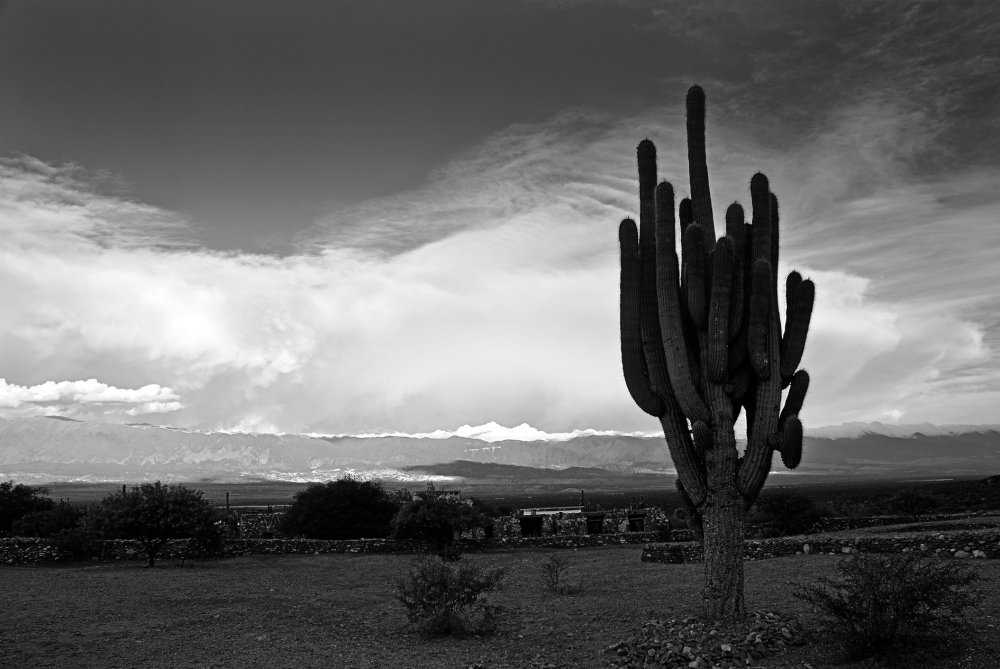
top-left (0, 378), bottom-right (178, 407)
top-left (321, 421), bottom-right (664, 443)
top-left (0, 64), bottom-right (998, 433)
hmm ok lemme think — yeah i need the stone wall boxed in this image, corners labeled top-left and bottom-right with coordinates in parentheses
top-left (641, 529), bottom-right (1000, 564)
top-left (0, 531), bottom-right (658, 565)
top-left (0, 536), bottom-right (428, 565)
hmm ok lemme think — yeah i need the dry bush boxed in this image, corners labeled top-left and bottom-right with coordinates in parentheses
top-left (539, 554), bottom-right (583, 595)
top-left (395, 556), bottom-right (509, 638)
top-left (794, 552), bottom-right (984, 658)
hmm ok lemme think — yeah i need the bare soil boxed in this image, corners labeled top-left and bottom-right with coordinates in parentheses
top-left (2, 546), bottom-right (998, 668)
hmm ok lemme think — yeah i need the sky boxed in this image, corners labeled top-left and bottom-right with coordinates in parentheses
top-left (0, 0), bottom-right (998, 435)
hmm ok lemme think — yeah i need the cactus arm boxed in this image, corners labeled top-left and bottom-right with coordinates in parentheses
top-left (676, 479), bottom-right (704, 541)
top-left (778, 416), bottom-right (803, 469)
top-left (783, 270), bottom-right (802, 352)
top-left (728, 331), bottom-right (748, 371)
top-left (692, 420), bottom-right (713, 456)
top-left (707, 237), bottom-right (734, 383)
top-left (780, 279), bottom-right (815, 381)
top-left (737, 174), bottom-right (784, 501)
top-left (679, 197), bottom-right (694, 234)
top-left (636, 142), bottom-right (676, 399)
top-left (730, 366), bottom-right (751, 401)
top-left (654, 182), bottom-right (711, 425)
top-left (747, 259), bottom-right (772, 379)
top-left (778, 369), bottom-right (810, 426)
top-left (686, 85), bottom-right (716, 253)
top-left (684, 224), bottom-right (709, 330)
top-left (725, 204), bottom-right (745, 340)
top-left (619, 219), bottom-right (665, 417)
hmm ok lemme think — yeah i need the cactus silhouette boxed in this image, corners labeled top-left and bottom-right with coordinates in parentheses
top-left (618, 86), bottom-right (814, 618)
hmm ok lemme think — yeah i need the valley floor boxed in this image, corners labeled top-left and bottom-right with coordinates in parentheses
top-left (2, 546), bottom-right (999, 669)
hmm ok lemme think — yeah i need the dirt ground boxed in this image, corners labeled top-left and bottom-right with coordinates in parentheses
top-left (2, 546), bottom-right (999, 669)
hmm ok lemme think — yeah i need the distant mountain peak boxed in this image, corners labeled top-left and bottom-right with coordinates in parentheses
top-left (804, 422), bottom-right (1000, 439)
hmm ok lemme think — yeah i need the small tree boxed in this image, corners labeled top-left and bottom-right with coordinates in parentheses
top-left (88, 481), bottom-right (217, 567)
top-left (278, 476), bottom-right (402, 540)
top-left (0, 481), bottom-right (55, 537)
top-left (391, 494), bottom-right (485, 554)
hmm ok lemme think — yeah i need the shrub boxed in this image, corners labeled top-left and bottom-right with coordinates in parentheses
top-left (794, 553), bottom-right (984, 658)
top-left (539, 554), bottom-right (581, 595)
top-left (88, 481), bottom-right (218, 567)
top-left (753, 489), bottom-right (824, 536)
top-left (12, 503), bottom-right (84, 538)
top-left (0, 481), bottom-right (55, 537)
top-left (391, 493), bottom-right (485, 554)
top-left (395, 556), bottom-right (508, 637)
top-left (279, 476), bottom-right (401, 540)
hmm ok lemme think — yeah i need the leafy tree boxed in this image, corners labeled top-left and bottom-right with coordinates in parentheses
top-left (278, 476), bottom-right (401, 540)
top-left (11, 502), bottom-right (83, 538)
top-left (754, 489), bottom-right (824, 536)
top-left (88, 481), bottom-right (218, 567)
top-left (391, 494), bottom-right (485, 553)
top-left (0, 481), bottom-right (55, 537)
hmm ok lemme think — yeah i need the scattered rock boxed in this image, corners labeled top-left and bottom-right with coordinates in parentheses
top-left (608, 611), bottom-right (806, 668)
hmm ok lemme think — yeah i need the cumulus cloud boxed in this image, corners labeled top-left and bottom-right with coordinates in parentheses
top-left (0, 378), bottom-right (178, 407)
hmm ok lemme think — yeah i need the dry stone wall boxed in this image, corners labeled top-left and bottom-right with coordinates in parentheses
top-left (642, 529), bottom-right (1000, 564)
top-left (0, 532), bottom-right (658, 565)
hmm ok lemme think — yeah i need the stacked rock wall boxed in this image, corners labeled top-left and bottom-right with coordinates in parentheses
top-left (642, 529), bottom-right (1000, 564)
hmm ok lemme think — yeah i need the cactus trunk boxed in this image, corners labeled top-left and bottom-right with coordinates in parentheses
top-left (617, 86), bottom-right (815, 620)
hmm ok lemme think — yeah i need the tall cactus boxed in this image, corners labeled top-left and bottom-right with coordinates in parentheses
top-left (619, 86), bottom-right (814, 619)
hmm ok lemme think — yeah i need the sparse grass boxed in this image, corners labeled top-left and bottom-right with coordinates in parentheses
top-left (1, 547), bottom-right (998, 668)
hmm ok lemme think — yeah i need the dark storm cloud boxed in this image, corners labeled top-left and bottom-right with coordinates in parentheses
top-left (0, 0), bottom-right (700, 254)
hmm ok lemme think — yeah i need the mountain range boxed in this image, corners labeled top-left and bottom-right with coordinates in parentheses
top-left (1, 416), bottom-right (998, 483)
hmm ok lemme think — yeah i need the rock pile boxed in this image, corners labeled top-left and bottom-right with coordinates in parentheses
top-left (605, 611), bottom-right (806, 668)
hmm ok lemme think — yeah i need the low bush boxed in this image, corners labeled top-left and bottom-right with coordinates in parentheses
top-left (794, 553), bottom-right (984, 658)
top-left (395, 557), bottom-right (508, 637)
